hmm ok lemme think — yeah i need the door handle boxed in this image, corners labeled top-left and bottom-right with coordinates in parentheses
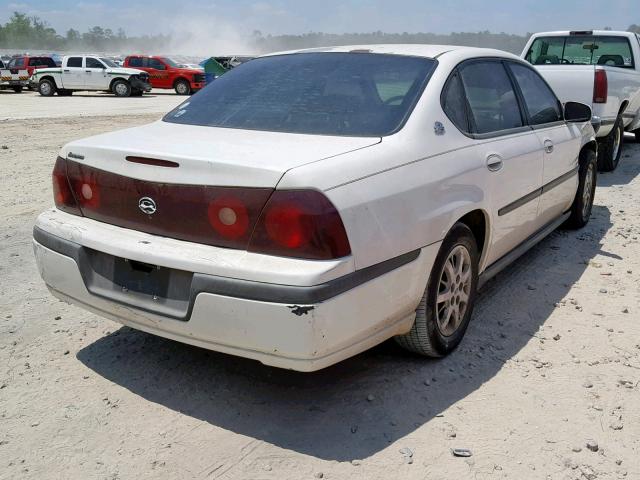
top-left (85, 70), bottom-right (92, 73)
top-left (63, 69), bottom-right (70, 72)
top-left (544, 140), bottom-right (554, 154)
top-left (486, 154), bottom-right (503, 172)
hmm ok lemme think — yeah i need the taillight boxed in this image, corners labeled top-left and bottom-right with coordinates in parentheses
top-left (248, 190), bottom-right (351, 260)
top-left (593, 69), bottom-right (608, 104)
top-left (52, 157), bottom-right (82, 215)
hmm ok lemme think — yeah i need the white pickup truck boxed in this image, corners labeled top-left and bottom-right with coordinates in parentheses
top-left (522, 30), bottom-right (640, 171)
top-left (31, 55), bottom-right (152, 98)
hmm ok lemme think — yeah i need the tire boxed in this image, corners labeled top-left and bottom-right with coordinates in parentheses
top-left (12, 86), bottom-right (23, 93)
top-left (597, 116), bottom-right (624, 171)
top-left (174, 79), bottom-right (191, 95)
top-left (112, 79), bottom-right (132, 97)
top-left (635, 129), bottom-right (640, 143)
top-left (38, 79), bottom-right (56, 97)
top-left (57, 89), bottom-right (73, 96)
top-left (564, 149), bottom-right (597, 229)
top-left (395, 223), bottom-right (479, 357)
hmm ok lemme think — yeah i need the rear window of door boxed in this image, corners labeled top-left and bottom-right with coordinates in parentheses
top-left (8, 57), bottom-right (25, 68)
top-left (508, 62), bottom-right (562, 125)
top-left (67, 57), bottom-right (83, 68)
top-left (458, 61), bottom-right (524, 135)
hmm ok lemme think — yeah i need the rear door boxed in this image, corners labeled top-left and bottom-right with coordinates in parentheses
top-left (85, 57), bottom-right (110, 90)
top-left (63, 56), bottom-right (85, 88)
top-left (451, 59), bottom-right (545, 266)
top-left (507, 61), bottom-right (581, 226)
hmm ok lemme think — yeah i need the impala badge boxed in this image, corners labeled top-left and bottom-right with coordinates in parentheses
top-left (138, 197), bottom-right (157, 215)
top-left (434, 121), bottom-right (446, 135)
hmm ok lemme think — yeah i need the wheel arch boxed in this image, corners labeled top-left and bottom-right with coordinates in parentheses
top-left (454, 208), bottom-right (490, 271)
top-left (173, 76), bottom-right (190, 88)
top-left (38, 75), bottom-right (56, 86)
top-left (618, 100), bottom-right (629, 117)
top-left (108, 77), bottom-right (128, 91)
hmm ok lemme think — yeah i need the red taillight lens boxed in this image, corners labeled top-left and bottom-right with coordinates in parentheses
top-left (52, 157), bottom-right (82, 215)
top-left (593, 69), bottom-right (608, 104)
top-left (248, 190), bottom-right (351, 260)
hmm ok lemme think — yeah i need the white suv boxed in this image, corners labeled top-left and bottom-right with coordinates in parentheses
top-left (33, 45), bottom-right (597, 371)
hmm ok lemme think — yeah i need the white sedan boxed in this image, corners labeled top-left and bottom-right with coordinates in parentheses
top-left (33, 45), bottom-right (597, 371)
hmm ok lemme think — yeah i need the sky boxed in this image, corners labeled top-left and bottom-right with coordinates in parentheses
top-left (1, 0), bottom-right (638, 37)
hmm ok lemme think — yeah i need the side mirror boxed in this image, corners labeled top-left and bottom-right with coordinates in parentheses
top-left (564, 101), bottom-right (592, 123)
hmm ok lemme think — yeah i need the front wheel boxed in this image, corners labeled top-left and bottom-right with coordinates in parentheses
top-left (597, 116), bottom-right (623, 171)
top-left (174, 79), bottom-right (191, 95)
top-left (38, 79), bottom-right (56, 97)
top-left (564, 149), bottom-right (597, 229)
top-left (395, 223), bottom-right (479, 357)
top-left (112, 79), bottom-right (132, 97)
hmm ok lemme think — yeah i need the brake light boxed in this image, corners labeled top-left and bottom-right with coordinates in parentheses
top-left (52, 157), bottom-right (81, 215)
top-left (248, 190), bottom-right (351, 260)
top-left (593, 69), bottom-right (608, 104)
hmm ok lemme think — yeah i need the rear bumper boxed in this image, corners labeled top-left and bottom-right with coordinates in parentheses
top-left (33, 211), bottom-right (438, 371)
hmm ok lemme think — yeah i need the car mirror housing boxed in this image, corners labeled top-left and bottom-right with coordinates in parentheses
top-left (564, 101), bottom-right (592, 123)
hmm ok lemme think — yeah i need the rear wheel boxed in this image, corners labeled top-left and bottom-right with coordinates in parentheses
top-left (12, 86), bottom-right (23, 93)
top-left (38, 79), bottom-right (56, 97)
top-left (112, 79), bottom-right (132, 97)
top-left (174, 79), bottom-right (191, 95)
top-left (395, 223), bottom-right (479, 357)
top-left (598, 115), bottom-right (623, 171)
top-left (564, 149), bottom-right (597, 229)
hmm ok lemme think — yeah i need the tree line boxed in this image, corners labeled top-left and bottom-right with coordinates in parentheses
top-left (1, 11), bottom-right (639, 54)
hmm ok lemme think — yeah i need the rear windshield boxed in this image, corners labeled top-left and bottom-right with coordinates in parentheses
top-left (526, 35), bottom-right (635, 68)
top-left (163, 52), bottom-right (436, 137)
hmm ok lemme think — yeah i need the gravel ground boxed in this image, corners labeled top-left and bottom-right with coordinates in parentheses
top-left (0, 99), bottom-right (639, 480)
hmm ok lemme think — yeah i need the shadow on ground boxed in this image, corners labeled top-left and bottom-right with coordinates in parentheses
top-left (78, 199), bottom-right (615, 461)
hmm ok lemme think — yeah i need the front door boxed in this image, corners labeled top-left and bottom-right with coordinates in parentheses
top-left (84, 57), bottom-right (110, 90)
top-left (506, 61), bottom-right (582, 227)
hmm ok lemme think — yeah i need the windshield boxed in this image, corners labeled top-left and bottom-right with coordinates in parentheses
top-left (163, 53), bottom-right (435, 136)
top-left (99, 57), bottom-right (118, 68)
top-left (160, 57), bottom-right (180, 68)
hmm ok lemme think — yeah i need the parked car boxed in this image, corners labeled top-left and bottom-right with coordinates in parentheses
top-left (0, 58), bottom-right (30, 92)
top-left (33, 45), bottom-right (597, 371)
top-left (31, 55), bottom-right (151, 97)
top-left (522, 30), bottom-right (640, 171)
top-left (123, 55), bottom-right (205, 94)
top-left (6, 55), bottom-right (58, 90)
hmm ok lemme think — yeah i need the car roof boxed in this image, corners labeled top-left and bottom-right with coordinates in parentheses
top-left (530, 30), bottom-right (635, 38)
top-left (261, 44), bottom-right (521, 61)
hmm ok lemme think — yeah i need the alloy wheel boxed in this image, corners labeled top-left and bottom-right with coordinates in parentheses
top-left (436, 245), bottom-right (472, 337)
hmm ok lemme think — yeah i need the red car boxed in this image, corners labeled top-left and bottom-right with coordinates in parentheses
top-left (123, 56), bottom-right (205, 94)
top-left (6, 56), bottom-right (57, 89)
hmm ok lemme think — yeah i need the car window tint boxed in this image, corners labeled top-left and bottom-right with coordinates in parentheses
top-left (148, 58), bottom-right (166, 70)
top-left (526, 37), bottom-right (565, 65)
top-left (67, 57), bottom-right (83, 68)
top-left (509, 63), bottom-right (562, 125)
top-left (458, 62), bottom-right (523, 134)
top-left (164, 52), bottom-right (435, 137)
top-left (128, 57), bottom-right (142, 67)
top-left (442, 71), bottom-right (469, 133)
top-left (8, 57), bottom-right (25, 68)
top-left (86, 58), bottom-right (104, 69)
top-left (593, 37), bottom-right (634, 67)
